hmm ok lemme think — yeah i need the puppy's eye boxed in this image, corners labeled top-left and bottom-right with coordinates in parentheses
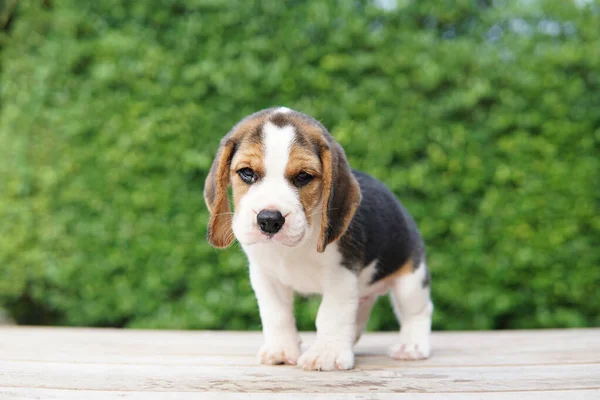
top-left (237, 168), bottom-right (257, 184)
top-left (293, 171), bottom-right (314, 188)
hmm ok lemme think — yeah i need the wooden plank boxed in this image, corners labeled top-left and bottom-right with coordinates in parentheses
top-left (0, 327), bottom-right (599, 398)
top-left (1, 388), bottom-right (600, 400)
top-left (1, 360), bottom-right (599, 393)
top-left (1, 327), bottom-right (598, 367)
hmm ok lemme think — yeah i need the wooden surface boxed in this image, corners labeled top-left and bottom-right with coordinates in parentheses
top-left (0, 327), bottom-right (599, 399)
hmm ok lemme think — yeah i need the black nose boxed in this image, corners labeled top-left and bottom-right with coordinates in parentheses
top-left (257, 210), bottom-right (285, 234)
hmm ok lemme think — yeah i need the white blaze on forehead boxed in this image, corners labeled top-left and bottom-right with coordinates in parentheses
top-left (262, 122), bottom-right (295, 179)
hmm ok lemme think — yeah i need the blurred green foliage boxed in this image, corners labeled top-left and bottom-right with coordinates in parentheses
top-left (0, 0), bottom-right (599, 331)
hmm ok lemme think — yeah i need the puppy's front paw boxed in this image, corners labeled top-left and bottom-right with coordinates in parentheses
top-left (388, 338), bottom-right (431, 360)
top-left (259, 339), bottom-right (301, 366)
top-left (298, 343), bottom-right (354, 371)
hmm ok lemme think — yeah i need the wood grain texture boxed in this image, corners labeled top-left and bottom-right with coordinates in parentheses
top-left (0, 327), bottom-right (599, 399)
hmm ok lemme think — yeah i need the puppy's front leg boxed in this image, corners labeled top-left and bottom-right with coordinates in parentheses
top-left (298, 267), bottom-right (359, 371)
top-left (250, 263), bottom-right (300, 366)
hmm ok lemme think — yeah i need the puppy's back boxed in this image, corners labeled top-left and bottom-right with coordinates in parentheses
top-left (338, 170), bottom-right (425, 282)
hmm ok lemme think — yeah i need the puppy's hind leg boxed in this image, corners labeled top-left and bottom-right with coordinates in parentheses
top-left (354, 295), bottom-right (377, 345)
top-left (388, 260), bottom-right (433, 360)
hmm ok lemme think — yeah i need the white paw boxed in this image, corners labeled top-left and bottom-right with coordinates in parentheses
top-left (388, 338), bottom-right (431, 360)
top-left (298, 343), bottom-right (354, 371)
top-left (258, 338), bottom-right (301, 365)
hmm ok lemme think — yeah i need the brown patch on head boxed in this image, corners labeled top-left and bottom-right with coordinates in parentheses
top-left (203, 110), bottom-right (270, 248)
top-left (230, 139), bottom-right (265, 209)
top-left (286, 143), bottom-right (322, 225)
top-left (268, 112), bottom-right (291, 128)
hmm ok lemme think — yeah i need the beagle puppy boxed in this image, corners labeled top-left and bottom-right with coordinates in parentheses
top-left (204, 107), bottom-right (433, 371)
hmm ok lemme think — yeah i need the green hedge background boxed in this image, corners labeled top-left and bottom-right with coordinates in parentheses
top-left (1, 0), bottom-right (598, 331)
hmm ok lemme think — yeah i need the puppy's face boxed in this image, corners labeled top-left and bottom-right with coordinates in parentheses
top-left (204, 108), bottom-right (361, 252)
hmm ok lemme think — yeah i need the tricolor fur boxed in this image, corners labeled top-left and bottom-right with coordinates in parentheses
top-left (204, 107), bottom-right (433, 371)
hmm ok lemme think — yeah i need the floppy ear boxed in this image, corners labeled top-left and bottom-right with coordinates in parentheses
top-left (317, 140), bottom-right (361, 253)
top-left (204, 138), bottom-right (236, 248)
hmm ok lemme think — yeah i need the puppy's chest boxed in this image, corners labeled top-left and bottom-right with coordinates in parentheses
top-left (276, 257), bottom-right (324, 295)
top-left (247, 245), bottom-right (339, 295)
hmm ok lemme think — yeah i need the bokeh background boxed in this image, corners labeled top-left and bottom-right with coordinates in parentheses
top-left (0, 0), bottom-right (598, 331)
